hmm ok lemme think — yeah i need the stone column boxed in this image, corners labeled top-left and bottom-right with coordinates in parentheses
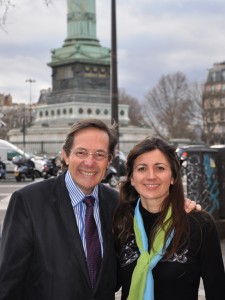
top-left (67, 0), bottom-right (97, 40)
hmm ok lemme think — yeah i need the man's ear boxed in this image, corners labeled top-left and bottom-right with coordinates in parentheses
top-left (107, 155), bottom-right (113, 168)
top-left (62, 149), bottom-right (69, 165)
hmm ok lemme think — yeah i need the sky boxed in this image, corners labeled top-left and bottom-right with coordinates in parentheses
top-left (1, 0), bottom-right (225, 104)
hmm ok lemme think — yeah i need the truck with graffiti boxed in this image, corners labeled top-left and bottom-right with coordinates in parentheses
top-left (176, 145), bottom-right (225, 221)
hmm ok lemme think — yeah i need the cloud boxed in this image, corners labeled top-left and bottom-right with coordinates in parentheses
top-left (1, 0), bottom-right (225, 103)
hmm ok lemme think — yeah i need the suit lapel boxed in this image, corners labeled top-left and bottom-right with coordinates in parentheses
top-left (97, 185), bottom-right (114, 283)
top-left (52, 175), bottom-right (90, 285)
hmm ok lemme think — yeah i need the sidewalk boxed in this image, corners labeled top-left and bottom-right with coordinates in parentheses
top-left (115, 239), bottom-right (225, 300)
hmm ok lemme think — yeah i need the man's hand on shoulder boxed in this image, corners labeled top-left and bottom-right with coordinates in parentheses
top-left (184, 198), bottom-right (202, 213)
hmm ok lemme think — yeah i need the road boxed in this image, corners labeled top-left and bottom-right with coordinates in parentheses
top-left (0, 176), bottom-right (40, 232)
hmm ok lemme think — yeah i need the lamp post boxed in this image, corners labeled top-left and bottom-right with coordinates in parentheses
top-left (111, 0), bottom-right (120, 175)
top-left (22, 117), bottom-right (26, 149)
top-left (25, 79), bottom-right (36, 125)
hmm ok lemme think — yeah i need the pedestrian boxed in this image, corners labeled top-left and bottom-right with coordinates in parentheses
top-left (0, 120), bottom-right (200, 300)
top-left (113, 137), bottom-right (225, 300)
top-left (0, 157), bottom-right (6, 179)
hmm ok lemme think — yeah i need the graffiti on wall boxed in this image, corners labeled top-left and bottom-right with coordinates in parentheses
top-left (185, 153), bottom-right (219, 214)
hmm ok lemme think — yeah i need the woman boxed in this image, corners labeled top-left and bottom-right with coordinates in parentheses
top-left (113, 137), bottom-right (225, 300)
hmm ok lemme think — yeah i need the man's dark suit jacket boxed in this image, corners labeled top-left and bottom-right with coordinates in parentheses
top-left (0, 173), bottom-right (119, 300)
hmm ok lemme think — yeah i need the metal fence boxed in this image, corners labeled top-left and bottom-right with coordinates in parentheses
top-left (13, 141), bottom-right (63, 157)
top-left (13, 141), bottom-right (137, 157)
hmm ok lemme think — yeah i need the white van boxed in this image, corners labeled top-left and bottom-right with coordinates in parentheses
top-left (0, 139), bottom-right (46, 177)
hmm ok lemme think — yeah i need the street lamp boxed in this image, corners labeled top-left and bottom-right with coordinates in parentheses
top-left (111, 0), bottom-right (118, 130)
top-left (111, 0), bottom-right (120, 174)
top-left (25, 79), bottom-right (36, 125)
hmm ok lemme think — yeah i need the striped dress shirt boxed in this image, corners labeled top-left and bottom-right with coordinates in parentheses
top-left (65, 171), bottom-right (103, 257)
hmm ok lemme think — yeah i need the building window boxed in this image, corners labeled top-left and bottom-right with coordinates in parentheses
top-left (39, 111), bottom-right (43, 117)
top-left (45, 111), bottom-right (49, 116)
top-left (211, 85), bottom-right (215, 94)
top-left (78, 108), bottom-right (83, 114)
top-left (203, 98), bottom-right (209, 109)
top-left (51, 110), bottom-right (55, 116)
top-left (104, 109), bottom-right (109, 115)
top-left (69, 108), bottom-right (73, 114)
top-left (209, 124), bottom-right (214, 131)
top-left (96, 109), bottom-right (100, 115)
top-left (216, 83), bottom-right (221, 92)
top-left (211, 72), bottom-right (216, 82)
top-left (205, 84), bottom-right (211, 92)
top-left (220, 98), bottom-right (225, 106)
top-left (210, 111), bottom-right (214, 122)
top-left (63, 109), bottom-right (67, 115)
top-left (222, 70), bottom-right (225, 81)
top-left (210, 99), bottom-right (214, 108)
top-left (87, 108), bottom-right (92, 114)
top-left (120, 110), bottom-right (124, 116)
top-left (57, 109), bottom-right (61, 115)
top-left (219, 137), bottom-right (225, 144)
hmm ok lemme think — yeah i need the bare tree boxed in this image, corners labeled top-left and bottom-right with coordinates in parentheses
top-left (0, 106), bottom-right (18, 139)
top-left (0, 104), bottom-right (30, 140)
top-left (0, 0), bottom-right (15, 30)
top-left (142, 72), bottom-right (200, 140)
top-left (0, 0), bottom-right (53, 30)
top-left (119, 89), bottom-right (146, 126)
top-left (187, 81), bottom-right (204, 140)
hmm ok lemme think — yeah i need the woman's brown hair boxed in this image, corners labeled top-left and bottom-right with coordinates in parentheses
top-left (113, 137), bottom-right (189, 258)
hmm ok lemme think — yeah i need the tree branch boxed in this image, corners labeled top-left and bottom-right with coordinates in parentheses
top-left (0, 0), bottom-right (53, 31)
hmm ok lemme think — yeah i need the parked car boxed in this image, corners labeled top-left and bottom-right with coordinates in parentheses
top-left (0, 139), bottom-right (46, 178)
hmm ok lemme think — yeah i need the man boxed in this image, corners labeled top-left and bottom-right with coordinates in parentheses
top-left (0, 119), bottom-right (199, 300)
top-left (0, 157), bottom-right (6, 179)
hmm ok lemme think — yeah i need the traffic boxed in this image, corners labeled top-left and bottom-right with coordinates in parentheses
top-left (0, 139), bottom-right (62, 182)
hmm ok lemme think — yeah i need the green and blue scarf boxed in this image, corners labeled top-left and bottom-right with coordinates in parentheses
top-left (127, 198), bottom-right (174, 300)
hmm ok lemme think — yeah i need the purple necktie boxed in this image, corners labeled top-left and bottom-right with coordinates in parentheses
top-left (83, 196), bottom-right (101, 288)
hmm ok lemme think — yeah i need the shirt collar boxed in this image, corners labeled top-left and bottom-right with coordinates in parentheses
top-left (65, 170), bottom-right (99, 207)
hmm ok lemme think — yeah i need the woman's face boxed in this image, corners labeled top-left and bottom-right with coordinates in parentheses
top-left (130, 149), bottom-right (174, 212)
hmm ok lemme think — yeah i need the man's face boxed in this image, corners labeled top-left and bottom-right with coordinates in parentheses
top-left (62, 127), bottom-right (111, 195)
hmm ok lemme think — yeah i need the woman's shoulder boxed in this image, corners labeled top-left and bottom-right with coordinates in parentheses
top-left (188, 210), bottom-right (216, 232)
top-left (189, 209), bottom-right (214, 219)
